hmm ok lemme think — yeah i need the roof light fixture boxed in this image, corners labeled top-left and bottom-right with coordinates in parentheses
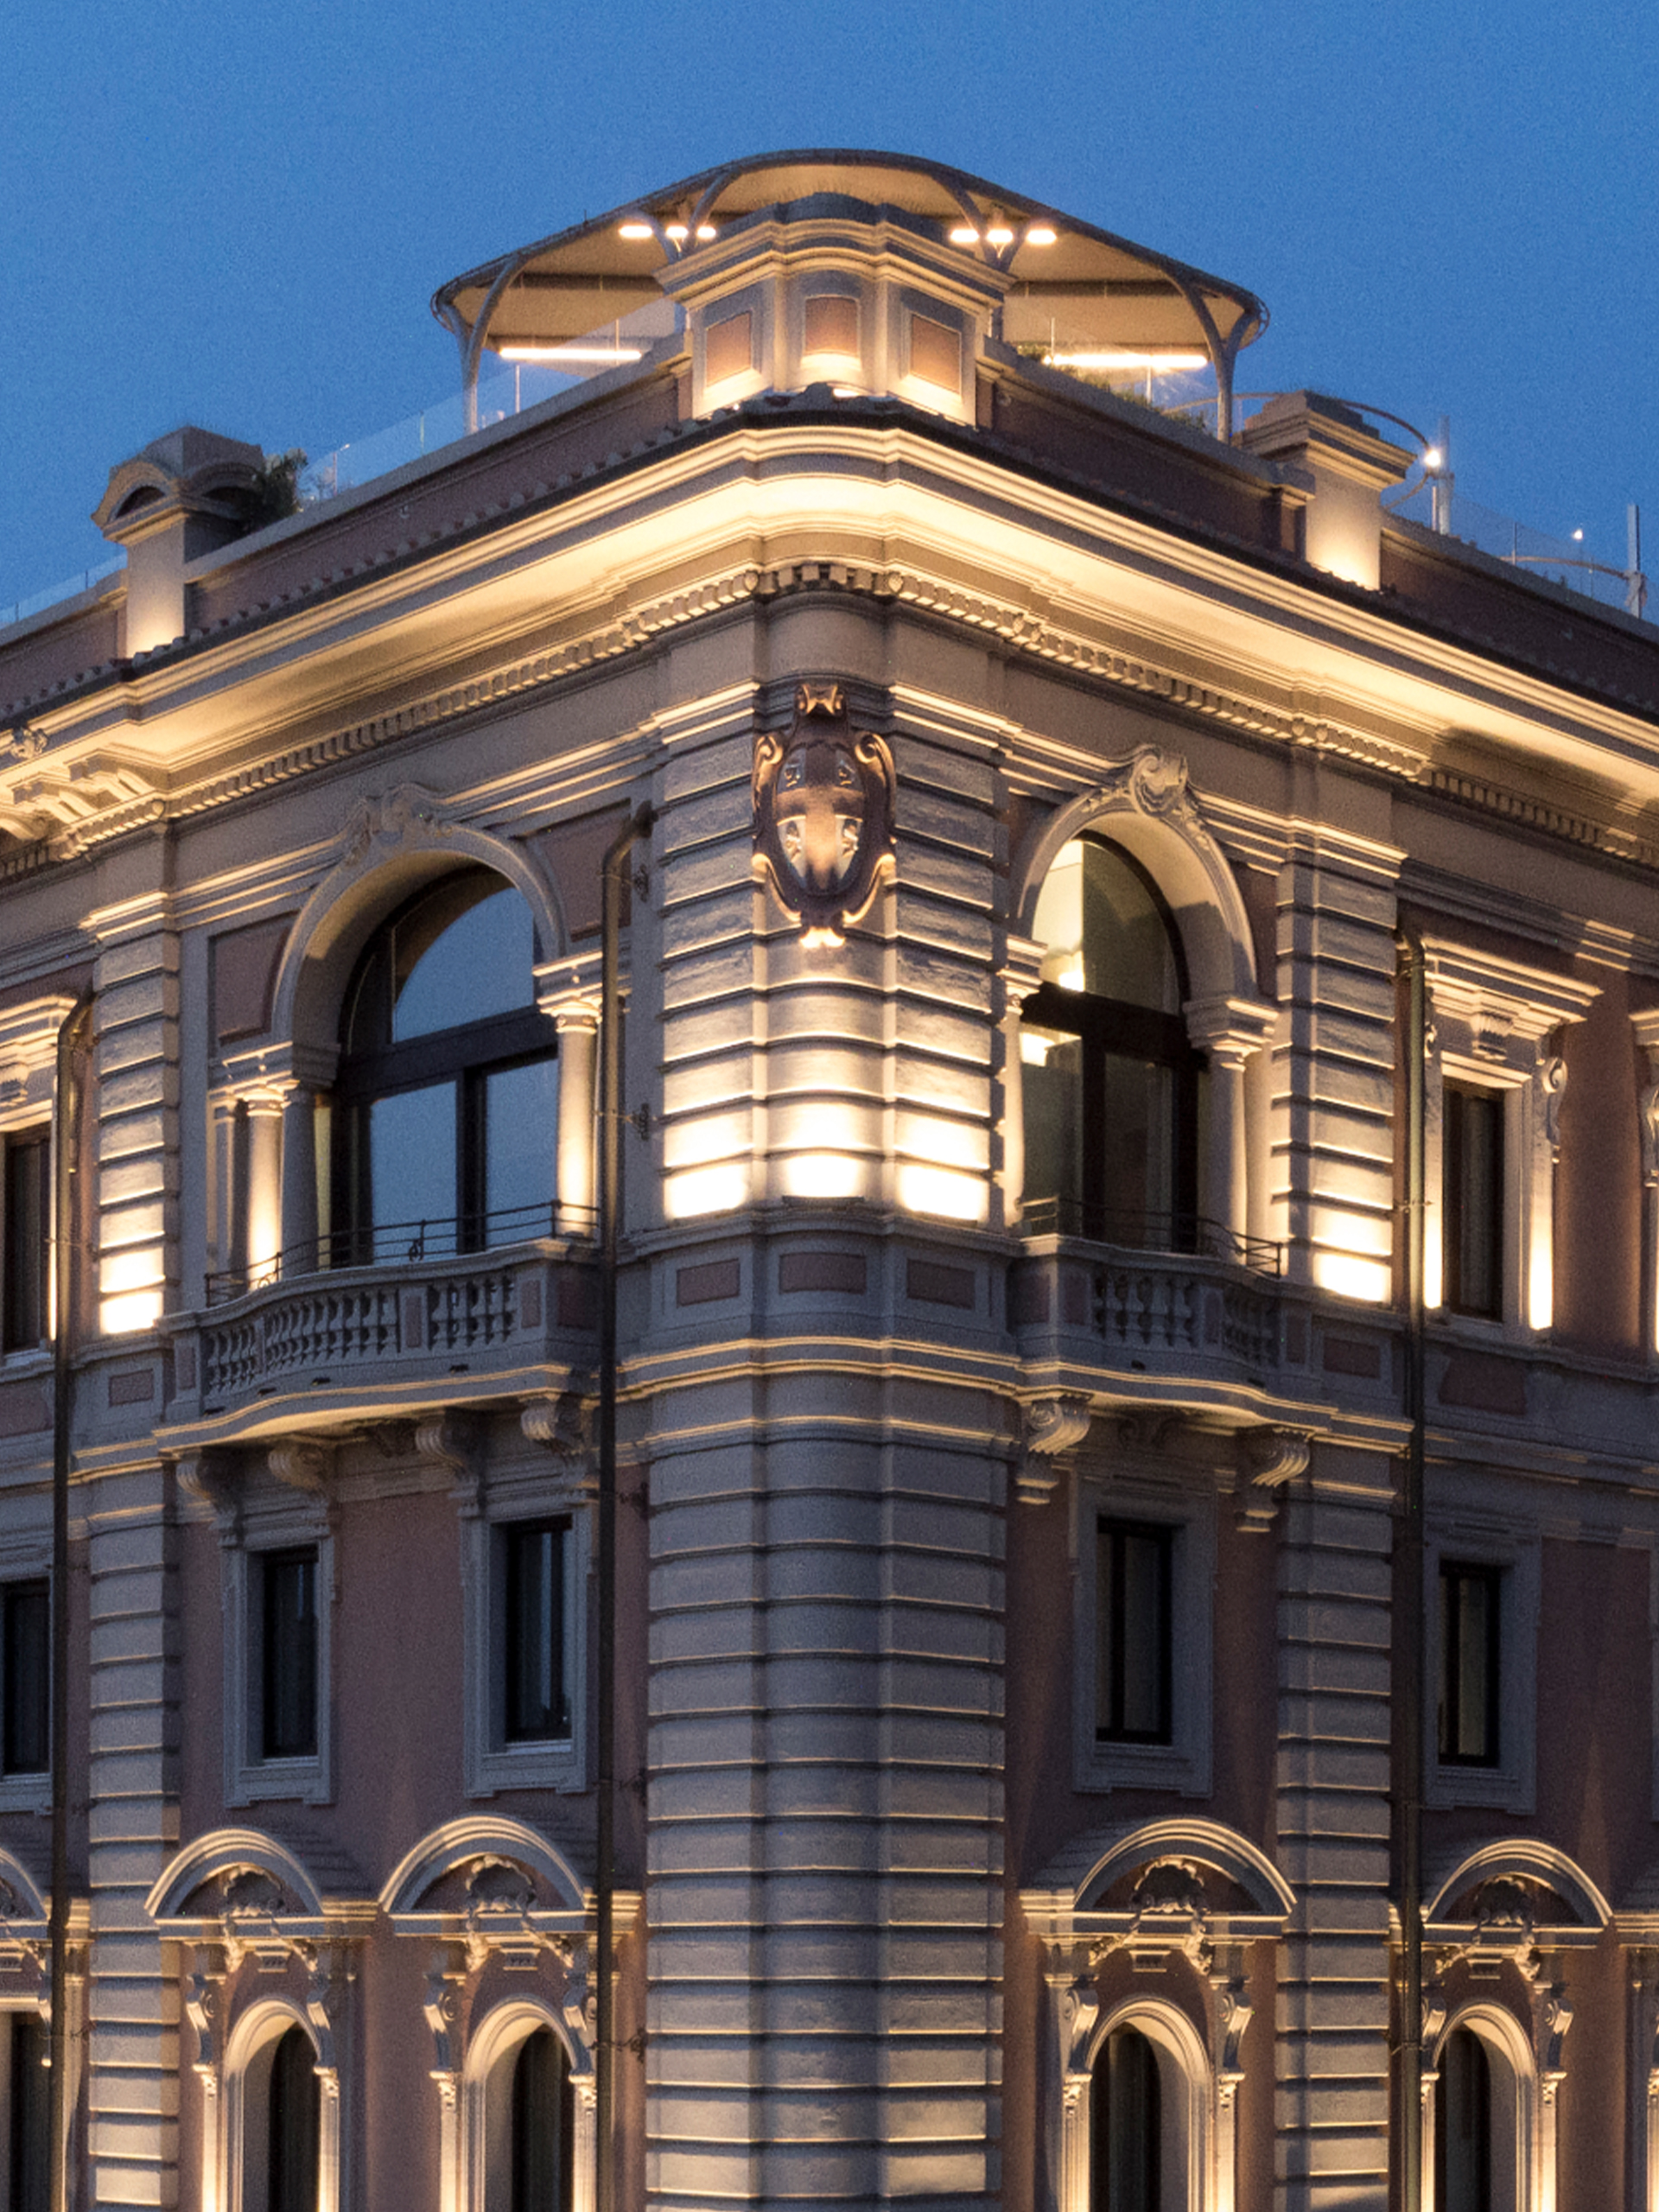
top-left (664, 222), bottom-right (690, 241)
top-left (1045, 348), bottom-right (1210, 372)
top-left (695, 223), bottom-right (717, 240)
top-left (618, 222), bottom-right (655, 241)
top-left (1421, 445), bottom-right (1444, 471)
top-left (950, 225), bottom-right (980, 245)
top-left (985, 225), bottom-right (1015, 246)
top-left (1025, 226), bottom-right (1058, 245)
top-left (499, 344), bottom-right (645, 365)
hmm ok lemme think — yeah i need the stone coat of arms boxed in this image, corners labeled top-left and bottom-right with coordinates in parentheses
top-left (753, 683), bottom-right (896, 945)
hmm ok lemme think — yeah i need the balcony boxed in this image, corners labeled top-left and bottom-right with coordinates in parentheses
top-left (171, 1231), bottom-right (598, 1431)
top-left (1012, 1218), bottom-right (1398, 1425)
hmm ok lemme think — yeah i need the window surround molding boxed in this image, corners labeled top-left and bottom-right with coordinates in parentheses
top-left (0, 1532), bottom-right (51, 1814)
top-left (380, 1817), bottom-right (632, 2212)
top-left (251, 787), bottom-right (598, 1274)
top-left (1071, 1437), bottom-right (1216, 1798)
top-left (446, 1407), bottom-right (593, 1797)
top-left (1421, 938), bottom-right (1599, 1334)
top-left (1424, 1511), bottom-right (1540, 1813)
top-left (146, 1827), bottom-right (375, 2212)
top-left (1630, 1007), bottom-right (1659, 1358)
top-left (0, 1850), bottom-right (86, 2212)
top-left (177, 1445), bottom-right (336, 1808)
top-left (1006, 745), bottom-right (1275, 1252)
top-left (1420, 1840), bottom-right (1608, 2212)
top-left (0, 995), bottom-right (77, 1357)
top-left (1023, 1818), bottom-right (1294, 2212)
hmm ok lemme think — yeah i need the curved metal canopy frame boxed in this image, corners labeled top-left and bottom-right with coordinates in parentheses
top-left (431, 148), bottom-right (1268, 435)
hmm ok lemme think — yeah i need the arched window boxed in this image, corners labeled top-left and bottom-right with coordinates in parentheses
top-left (475, 2017), bottom-right (574, 2212)
top-left (3, 2011), bottom-right (48, 2212)
top-left (267, 2026), bottom-right (321, 2212)
top-left (1091, 2024), bottom-right (1161, 2210)
top-left (332, 868), bottom-right (558, 1262)
top-left (1434, 2021), bottom-right (1521, 2212)
top-left (1022, 837), bottom-right (1201, 1248)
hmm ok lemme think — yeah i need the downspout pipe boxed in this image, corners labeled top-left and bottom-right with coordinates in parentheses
top-left (50, 988), bottom-right (92, 2212)
top-left (1395, 926), bottom-right (1427, 2212)
top-left (596, 803), bottom-right (653, 2212)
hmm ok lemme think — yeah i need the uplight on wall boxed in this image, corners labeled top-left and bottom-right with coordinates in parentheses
top-left (782, 1151), bottom-right (869, 1201)
top-left (664, 1163), bottom-right (748, 1220)
top-left (897, 1162), bottom-right (986, 1224)
top-left (100, 1247), bottom-right (166, 1334)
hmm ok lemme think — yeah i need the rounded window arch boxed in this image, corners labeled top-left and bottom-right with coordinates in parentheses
top-left (1433, 2011), bottom-right (1530, 2212)
top-left (466, 2002), bottom-right (579, 2212)
top-left (331, 867), bottom-right (560, 1262)
top-left (1021, 836), bottom-right (1203, 1248)
top-left (226, 2006), bottom-right (324, 2212)
top-left (1084, 1999), bottom-right (1209, 2212)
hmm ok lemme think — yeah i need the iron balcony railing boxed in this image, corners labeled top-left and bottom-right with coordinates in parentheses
top-left (205, 1198), bottom-right (597, 1306)
top-left (1019, 1196), bottom-right (1283, 1277)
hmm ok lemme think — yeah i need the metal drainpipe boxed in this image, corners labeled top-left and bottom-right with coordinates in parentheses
top-left (596, 804), bottom-right (652, 2212)
top-left (1396, 927), bottom-right (1427, 2212)
top-left (50, 988), bottom-right (92, 2212)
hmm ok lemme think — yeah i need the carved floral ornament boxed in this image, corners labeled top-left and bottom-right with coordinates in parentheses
top-left (753, 683), bottom-right (896, 947)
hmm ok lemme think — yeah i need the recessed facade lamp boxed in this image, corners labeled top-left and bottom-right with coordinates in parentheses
top-left (985, 226), bottom-right (1015, 246)
top-left (1024, 226), bottom-right (1058, 245)
top-left (499, 344), bottom-right (645, 365)
top-left (618, 222), bottom-right (655, 240)
top-left (696, 223), bottom-right (717, 239)
top-left (664, 222), bottom-right (690, 241)
top-left (950, 225), bottom-right (980, 245)
top-left (1045, 348), bottom-right (1210, 372)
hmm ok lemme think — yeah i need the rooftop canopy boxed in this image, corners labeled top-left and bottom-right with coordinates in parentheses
top-left (431, 149), bottom-right (1268, 433)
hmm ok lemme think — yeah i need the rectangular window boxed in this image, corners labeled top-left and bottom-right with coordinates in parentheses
top-left (3, 1130), bottom-right (49, 1353)
top-left (1, 1580), bottom-right (48, 1776)
top-left (259, 1547), bottom-right (319, 1762)
top-left (504, 1517), bottom-right (573, 1743)
top-left (1439, 1561), bottom-right (1502, 1766)
top-left (1444, 1084), bottom-right (1504, 1319)
top-left (1096, 1520), bottom-right (1173, 1744)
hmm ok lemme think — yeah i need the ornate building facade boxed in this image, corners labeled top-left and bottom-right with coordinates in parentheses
top-left (0, 150), bottom-right (1656, 2211)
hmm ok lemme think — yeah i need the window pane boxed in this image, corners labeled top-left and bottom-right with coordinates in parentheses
top-left (367, 1083), bottom-right (457, 1254)
top-left (9, 2012), bottom-right (50, 2212)
top-left (1440, 1564), bottom-right (1500, 1766)
top-left (1020, 1029), bottom-right (1083, 1218)
top-left (505, 1520), bottom-right (571, 1741)
top-left (1097, 1522), bottom-right (1172, 1744)
top-left (3, 1132), bottom-right (48, 1352)
top-left (485, 1058), bottom-right (559, 1243)
top-left (3, 1579), bottom-right (48, 1775)
top-left (1099, 1054), bottom-right (1175, 1238)
top-left (262, 1549), bottom-right (319, 1761)
top-left (1033, 839), bottom-right (1182, 1008)
top-left (1445, 1084), bottom-right (1503, 1317)
top-left (511, 2029), bottom-right (569, 2212)
top-left (267, 2025), bottom-right (321, 2212)
top-left (393, 883), bottom-right (536, 1041)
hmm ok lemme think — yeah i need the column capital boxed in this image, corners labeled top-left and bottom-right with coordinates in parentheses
top-left (1183, 991), bottom-right (1277, 1063)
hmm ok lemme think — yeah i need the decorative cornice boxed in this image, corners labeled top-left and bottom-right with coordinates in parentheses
top-left (3, 552), bottom-right (1656, 882)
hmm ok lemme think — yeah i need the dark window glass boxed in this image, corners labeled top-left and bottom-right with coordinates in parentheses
top-left (8, 2012), bottom-right (49, 2212)
top-left (1435, 2026), bottom-right (1493, 2212)
top-left (2, 1579), bottom-right (48, 1776)
top-left (1096, 1521), bottom-right (1173, 1745)
top-left (1022, 839), bottom-right (1199, 1249)
top-left (1439, 1562), bottom-right (1501, 1766)
top-left (505, 1519), bottom-right (572, 1743)
top-left (1444, 1084), bottom-right (1504, 1318)
top-left (333, 871), bottom-right (557, 1263)
top-left (261, 1549), bottom-right (319, 1762)
top-left (510, 2028), bottom-right (573, 2212)
top-left (1091, 2024), bottom-right (1161, 2212)
top-left (267, 2025), bottom-right (320, 2212)
top-left (3, 1130), bottom-right (49, 1352)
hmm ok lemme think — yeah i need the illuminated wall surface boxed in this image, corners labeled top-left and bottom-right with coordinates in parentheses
top-left (1, 153), bottom-right (1658, 2212)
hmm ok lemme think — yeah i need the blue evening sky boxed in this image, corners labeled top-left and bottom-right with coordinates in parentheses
top-left (3, 0), bottom-right (1655, 619)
